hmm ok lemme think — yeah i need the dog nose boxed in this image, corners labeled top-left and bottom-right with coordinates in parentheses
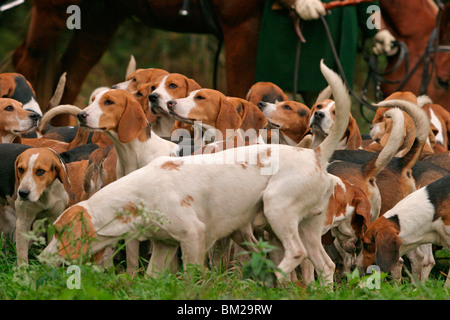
top-left (257, 101), bottom-right (266, 110)
top-left (314, 111), bottom-right (324, 119)
top-left (77, 112), bottom-right (88, 122)
top-left (149, 93), bottom-right (160, 103)
top-left (18, 189), bottom-right (30, 199)
top-left (167, 100), bottom-right (177, 112)
top-left (28, 111), bottom-right (41, 121)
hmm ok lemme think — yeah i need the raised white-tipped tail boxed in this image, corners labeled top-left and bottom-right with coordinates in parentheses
top-left (374, 99), bottom-right (429, 144)
top-left (367, 108), bottom-right (404, 177)
top-left (38, 104), bottom-right (83, 132)
top-left (315, 60), bottom-right (351, 167)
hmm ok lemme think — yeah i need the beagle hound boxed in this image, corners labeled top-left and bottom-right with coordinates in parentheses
top-left (258, 100), bottom-right (311, 145)
top-left (0, 98), bottom-right (40, 143)
top-left (148, 73), bottom-right (202, 138)
top-left (42, 61), bottom-right (350, 286)
top-left (14, 148), bottom-right (74, 265)
top-left (77, 88), bottom-right (179, 178)
top-left (361, 174), bottom-right (450, 287)
top-left (167, 88), bottom-right (243, 141)
top-left (245, 81), bottom-right (289, 106)
top-left (112, 67), bottom-right (169, 92)
top-left (0, 73), bottom-right (42, 116)
top-left (310, 98), bottom-right (362, 150)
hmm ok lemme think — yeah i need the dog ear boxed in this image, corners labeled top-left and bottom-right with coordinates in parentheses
top-left (375, 228), bottom-right (402, 272)
top-left (215, 96), bottom-right (242, 138)
top-left (13, 155), bottom-right (22, 200)
top-left (184, 77), bottom-right (202, 96)
top-left (117, 95), bottom-right (147, 143)
top-left (344, 117), bottom-right (362, 150)
top-left (55, 158), bottom-right (75, 203)
top-left (350, 186), bottom-right (372, 240)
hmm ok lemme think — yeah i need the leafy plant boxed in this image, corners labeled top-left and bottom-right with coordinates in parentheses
top-left (238, 239), bottom-right (282, 287)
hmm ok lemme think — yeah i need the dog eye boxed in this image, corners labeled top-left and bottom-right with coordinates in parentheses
top-left (4, 105), bottom-right (13, 111)
top-left (151, 86), bottom-right (156, 91)
top-left (104, 99), bottom-right (114, 106)
top-left (168, 83), bottom-right (178, 89)
top-left (195, 95), bottom-right (205, 100)
top-left (36, 169), bottom-right (46, 176)
top-left (136, 91), bottom-right (143, 98)
top-left (316, 105), bottom-right (322, 109)
top-left (131, 78), bottom-right (136, 82)
top-left (18, 167), bottom-right (24, 175)
top-left (283, 105), bottom-right (292, 110)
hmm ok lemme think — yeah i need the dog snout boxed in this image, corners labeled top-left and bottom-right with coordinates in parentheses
top-left (257, 101), bottom-right (267, 110)
top-left (149, 93), bottom-right (160, 103)
top-left (28, 111), bottom-right (41, 121)
top-left (167, 100), bottom-right (177, 112)
top-left (77, 111), bottom-right (88, 123)
top-left (18, 189), bottom-right (30, 200)
top-left (314, 111), bottom-right (324, 120)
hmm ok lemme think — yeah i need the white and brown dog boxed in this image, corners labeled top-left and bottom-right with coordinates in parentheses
top-left (14, 148), bottom-right (74, 265)
top-left (361, 174), bottom-right (450, 287)
top-left (0, 98), bottom-right (40, 143)
top-left (148, 73), bottom-right (202, 138)
top-left (310, 98), bottom-right (362, 150)
top-left (42, 61), bottom-right (350, 286)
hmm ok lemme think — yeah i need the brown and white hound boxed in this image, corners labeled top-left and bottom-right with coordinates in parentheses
top-left (245, 81), bottom-right (289, 105)
top-left (310, 98), bottom-right (362, 150)
top-left (0, 98), bottom-right (39, 143)
top-left (258, 100), bottom-right (311, 146)
top-left (148, 73), bottom-right (202, 138)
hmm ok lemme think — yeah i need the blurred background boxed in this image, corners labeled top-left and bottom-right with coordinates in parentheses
top-left (0, 1), bottom-right (399, 134)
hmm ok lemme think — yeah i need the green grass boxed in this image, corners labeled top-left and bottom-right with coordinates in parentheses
top-left (0, 239), bottom-right (449, 300)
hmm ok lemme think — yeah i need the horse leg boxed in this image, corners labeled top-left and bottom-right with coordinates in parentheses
top-left (56, 6), bottom-right (126, 125)
top-left (13, 2), bottom-right (71, 106)
top-left (221, 17), bottom-right (261, 98)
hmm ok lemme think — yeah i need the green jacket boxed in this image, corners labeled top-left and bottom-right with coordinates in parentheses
top-left (255, 0), bottom-right (379, 93)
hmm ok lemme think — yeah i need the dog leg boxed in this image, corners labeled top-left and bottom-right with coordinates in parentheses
top-left (126, 238), bottom-right (140, 277)
top-left (299, 218), bottom-right (335, 288)
top-left (407, 247), bottom-right (424, 283)
top-left (146, 240), bottom-right (179, 277)
top-left (418, 244), bottom-right (435, 282)
top-left (15, 207), bottom-right (38, 266)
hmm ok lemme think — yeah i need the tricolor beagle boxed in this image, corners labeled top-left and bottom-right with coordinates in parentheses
top-left (258, 100), bottom-right (311, 146)
top-left (310, 98), bottom-right (362, 150)
top-left (42, 61), bottom-right (350, 286)
top-left (0, 73), bottom-right (42, 116)
top-left (0, 98), bottom-right (39, 143)
top-left (14, 148), bottom-right (74, 265)
top-left (361, 174), bottom-right (450, 287)
top-left (148, 73), bottom-right (202, 138)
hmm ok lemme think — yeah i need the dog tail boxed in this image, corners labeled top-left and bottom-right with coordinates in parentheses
top-left (44, 72), bottom-right (66, 113)
top-left (363, 108), bottom-right (404, 178)
top-left (373, 98), bottom-right (430, 172)
top-left (38, 104), bottom-right (83, 132)
top-left (314, 60), bottom-right (351, 167)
